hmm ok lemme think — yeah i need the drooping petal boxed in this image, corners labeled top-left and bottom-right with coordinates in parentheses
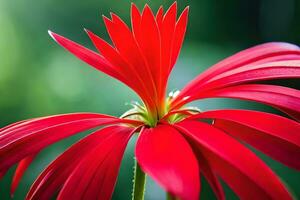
top-left (135, 125), bottom-right (200, 200)
top-left (0, 113), bottom-right (133, 145)
top-left (189, 84), bottom-right (300, 121)
top-left (214, 119), bottom-right (300, 170)
top-left (189, 109), bottom-right (300, 170)
top-left (48, 31), bottom-right (126, 84)
top-left (57, 126), bottom-right (134, 200)
top-left (175, 120), bottom-right (293, 200)
top-left (0, 113), bottom-right (110, 139)
top-left (11, 154), bottom-right (37, 197)
top-left (0, 113), bottom-right (140, 177)
top-left (26, 126), bottom-right (117, 199)
top-left (27, 126), bottom-right (134, 200)
top-left (189, 142), bottom-right (225, 200)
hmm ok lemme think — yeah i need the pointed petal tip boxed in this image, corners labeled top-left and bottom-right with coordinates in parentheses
top-left (145, 4), bottom-right (151, 11)
top-left (163, 1), bottom-right (177, 16)
top-left (108, 12), bottom-right (121, 23)
top-left (184, 6), bottom-right (190, 12)
top-left (10, 186), bottom-right (14, 198)
top-left (131, 2), bottom-right (137, 9)
top-left (83, 28), bottom-right (90, 34)
top-left (131, 3), bottom-right (142, 17)
top-left (141, 4), bottom-right (156, 18)
top-left (84, 29), bottom-right (99, 41)
top-left (176, 6), bottom-right (189, 23)
top-left (102, 15), bottom-right (114, 27)
top-left (83, 28), bottom-right (95, 39)
top-left (48, 30), bottom-right (57, 41)
top-left (10, 182), bottom-right (17, 198)
top-left (102, 14), bottom-right (111, 22)
top-left (171, 1), bottom-right (178, 8)
top-left (109, 12), bottom-right (119, 20)
top-left (142, 3), bottom-right (151, 13)
top-left (48, 30), bottom-right (52, 35)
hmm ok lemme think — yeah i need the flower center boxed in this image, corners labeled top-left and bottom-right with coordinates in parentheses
top-left (121, 90), bottom-right (201, 127)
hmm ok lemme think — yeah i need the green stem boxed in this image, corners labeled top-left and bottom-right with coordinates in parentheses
top-left (132, 159), bottom-right (146, 200)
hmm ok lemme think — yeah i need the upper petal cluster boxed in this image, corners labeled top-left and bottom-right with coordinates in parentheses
top-left (49, 2), bottom-right (189, 121)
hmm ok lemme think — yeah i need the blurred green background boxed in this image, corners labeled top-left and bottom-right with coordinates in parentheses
top-left (0, 0), bottom-right (300, 199)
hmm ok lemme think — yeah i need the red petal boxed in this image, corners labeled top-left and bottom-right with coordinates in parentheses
top-left (175, 120), bottom-right (293, 200)
top-left (135, 125), bottom-right (200, 200)
top-left (85, 30), bottom-right (155, 109)
top-left (48, 31), bottom-right (125, 83)
top-left (173, 61), bottom-right (300, 109)
top-left (159, 2), bottom-right (177, 101)
top-left (193, 84), bottom-right (300, 120)
top-left (206, 60), bottom-right (300, 88)
top-left (189, 109), bottom-right (300, 170)
top-left (173, 42), bottom-right (300, 108)
top-left (11, 154), bottom-right (37, 197)
top-left (0, 119), bottom-right (32, 133)
top-left (27, 126), bottom-right (134, 200)
top-left (131, 3), bottom-right (142, 42)
top-left (280, 108), bottom-right (300, 122)
top-left (189, 142), bottom-right (225, 200)
top-left (215, 119), bottom-right (300, 170)
top-left (191, 42), bottom-right (300, 86)
top-left (0, 170), bottom-right (6, 179)
top-left (57, 126), bottom-right (134, 200)
top-left (156, 6), bottom-right (164, 26)
top-left (132, 5), bottom-right (160, 104)
top-left (0, 113), bottom-right (106, 147)
top-left (103, 14), bottom-right (158, 111)
top-left (85, 30), bottom-right (137, 85)
top-left (136, 5), bottom-right (161, 100)
top-left (161, 2), bottom-right (177, 67)
top-left (170, 6), bottom-right (189, 71)
top-left (0, 113), bottom-right (139, 176)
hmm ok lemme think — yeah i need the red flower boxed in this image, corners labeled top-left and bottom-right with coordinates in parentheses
top-left (1, 2), bottom-right (300, 200)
